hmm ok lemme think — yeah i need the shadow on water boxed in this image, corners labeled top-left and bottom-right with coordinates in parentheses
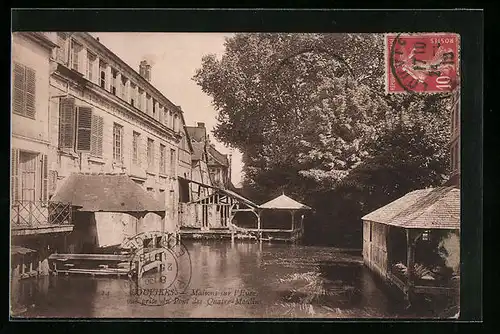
top-left (11, 241), bottom-right (457, 319)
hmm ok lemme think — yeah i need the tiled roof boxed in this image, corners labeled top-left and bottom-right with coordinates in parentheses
top-left (186, 126), bottom-right (206, 142)
top-left (207, 145), bottom-right (229, 167)
top-left (361, 186), bottom-right (460, 230)
top-left (50, 173), bottom-right (165, 213)
top-left (259, 194), bottom-right (312, 210)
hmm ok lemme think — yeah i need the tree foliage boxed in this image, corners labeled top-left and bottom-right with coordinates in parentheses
top-left (194, 33), bottom-right (452, 246)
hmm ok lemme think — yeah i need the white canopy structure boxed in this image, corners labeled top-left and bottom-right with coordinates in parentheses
top-left (259, 193), bottom-right (312, 211)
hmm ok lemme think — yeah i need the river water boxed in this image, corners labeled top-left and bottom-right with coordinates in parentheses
top-left (12, 241), bottom-right (454, 319)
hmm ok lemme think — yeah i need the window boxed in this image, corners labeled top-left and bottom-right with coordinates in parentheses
top-left (159, 144), bottom-right (166, 174)
top-left (113, 123), bottom-right (123, 163)
top-left (130, 83), bottom-right (136, 107)
top-left (86, 52), bottom-right (96, 82)
top-left (12, 63), bottom-right (36, 118)
top-left (153, 99), bottom-right (157, 119)
top-left (147, 138), bottom-right (154, 171)
top-left (159, 189), bottom-right (165, 204)
top-left (90, 114), bottom-right (104, 157)
top-left (11, 149), bottom-right (48, 203)
top-left (170, 149), bottom-right (176, 175)
top-left (120, 76), bottom-right (127, 100)
top-left (159, 106), bottom-right (165, 124)
top-left (421, 230), bottom-right (430, 241)
top-left (71, 39), bottom-right (83, 72)
top-left (59, 97), bottom-right (103, 156)
top-left (146, 94), bottom-right (151, 115)
top-left (132, 131), bottom-right (140, 165)
top-left (138, 88), bottom-right (143, 110)
top-left (56, 33), bottom-right (68, 63)
top-left (99, 60), bottom-right (107, 89)
top-left (173, 114), bottom-right (179, 132)
top-left (111, 69), bottom-right (118, 95)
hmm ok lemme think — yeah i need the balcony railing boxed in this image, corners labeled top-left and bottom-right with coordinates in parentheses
top-left (11, 200), bottom-right (72, 228)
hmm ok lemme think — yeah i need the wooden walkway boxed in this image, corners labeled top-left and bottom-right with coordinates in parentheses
top-left (179, 225), bottom-right (304, 242)
top-left (48, 248), bottom-right (166, 279)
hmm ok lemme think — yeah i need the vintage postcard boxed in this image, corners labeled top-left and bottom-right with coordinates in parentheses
top-left (10, 24), bottom-right (468, 319)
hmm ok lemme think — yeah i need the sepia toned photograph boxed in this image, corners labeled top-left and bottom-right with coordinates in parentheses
top-left (10, 27), bottom-right (465, 319)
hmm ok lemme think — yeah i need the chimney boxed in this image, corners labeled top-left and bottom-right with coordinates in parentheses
top-left (139, 60), bottom-right (151, 82)
top-left (197, 122), bottom-right (205, 128)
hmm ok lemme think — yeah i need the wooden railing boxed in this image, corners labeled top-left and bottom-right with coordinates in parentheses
top-left (11, 200), bottom-right (72, 228)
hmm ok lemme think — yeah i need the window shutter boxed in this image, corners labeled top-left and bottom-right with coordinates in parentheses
top-left (59, 97), bottom-right (76, 149)
top-left (25, 67), bottom-right (36, 118)
top-left (97, 116), bottom-right (103, 157)
top-left (90, 114), bottom-right (104, 157)
top-left (76, 106), bottom-right (92, 152)
top-left (41, 154), bottom-right (48, 203)
top-left (12, 63), bottom-right (25, 116)
top-left (90, 114), bottom-right (98, 156)
top-left (11, 148), bottom-right (19, 202)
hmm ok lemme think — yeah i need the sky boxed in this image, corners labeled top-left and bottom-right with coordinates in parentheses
top-left (92, 32), bottom-right (244, 187)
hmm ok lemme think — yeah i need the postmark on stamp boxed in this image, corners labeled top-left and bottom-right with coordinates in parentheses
top-left (386, 33), bottom-right (460, 93)
top-left (119, 231), bottom-right (192, 306)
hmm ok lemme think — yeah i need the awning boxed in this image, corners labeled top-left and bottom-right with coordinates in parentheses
top-left (221, 189), bottom-right (259, 208)
top-left (50, 173), bottom-right (165, 214)
top-left (259, 193), bottom-right (312, 210)
top-left (361, 186), bottom-right (460, 230)
top-left (11, 245), bottom-right (37, 256)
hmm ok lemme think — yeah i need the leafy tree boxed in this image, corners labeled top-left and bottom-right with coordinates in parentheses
top-left (194, 33), bottom-right (452, 247)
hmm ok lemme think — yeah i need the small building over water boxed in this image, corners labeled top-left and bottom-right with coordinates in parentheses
top-left (361, 186), bottom-right (460, 303)
top-left (50, 172), bottom-right (166, 252)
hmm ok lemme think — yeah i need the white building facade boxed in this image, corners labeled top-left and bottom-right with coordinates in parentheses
top-left (47, 32), bottom-right (185, 241)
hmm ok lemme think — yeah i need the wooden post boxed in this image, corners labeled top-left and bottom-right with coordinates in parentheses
top-left (405, 229), bottom-right (415, 306)
top-left (257, 211), bottom-right (262, 242)
top-left (291, 211), bottom-right (295, 231)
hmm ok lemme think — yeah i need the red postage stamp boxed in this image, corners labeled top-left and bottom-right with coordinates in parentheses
top-left (386, 33), bottom-right (460, 93)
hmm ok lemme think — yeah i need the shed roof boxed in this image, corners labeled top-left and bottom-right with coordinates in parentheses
top-left (11, 245), bottom-right (37, 256)
top-left (221, 189), bottom-right (259, 208)
top-left (259, 194), bottom-right (312, 210)
top-left (361, 186), bottom-right (460, 230)
top-left (50, 173), bottom-right (165, 213)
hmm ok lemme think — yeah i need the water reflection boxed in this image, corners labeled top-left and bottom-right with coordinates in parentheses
top-left (13, 241), bottom-right (448, 318)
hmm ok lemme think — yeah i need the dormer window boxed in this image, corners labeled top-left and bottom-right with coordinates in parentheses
top-left (130, 83), bottom-right (136, 107)
top-left (111, 69), bottom-right (118, 95)
top-left (99, 60), bottom-right (107, 89)
top-left (70, 39), bottom-right (83, 72)
top-left (56, 33), bottom-right (68, 64)
top-left (120, 75), bottom-right (127, 100)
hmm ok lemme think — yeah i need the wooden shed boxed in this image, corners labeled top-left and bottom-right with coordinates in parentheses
top-left (362, 186), bottom-right (460, 304)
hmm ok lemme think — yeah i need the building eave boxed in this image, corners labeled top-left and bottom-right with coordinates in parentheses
top-left (19, 32), bottom-right (58, 50)
top-left (76, 32), bottom-right (184, 116)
